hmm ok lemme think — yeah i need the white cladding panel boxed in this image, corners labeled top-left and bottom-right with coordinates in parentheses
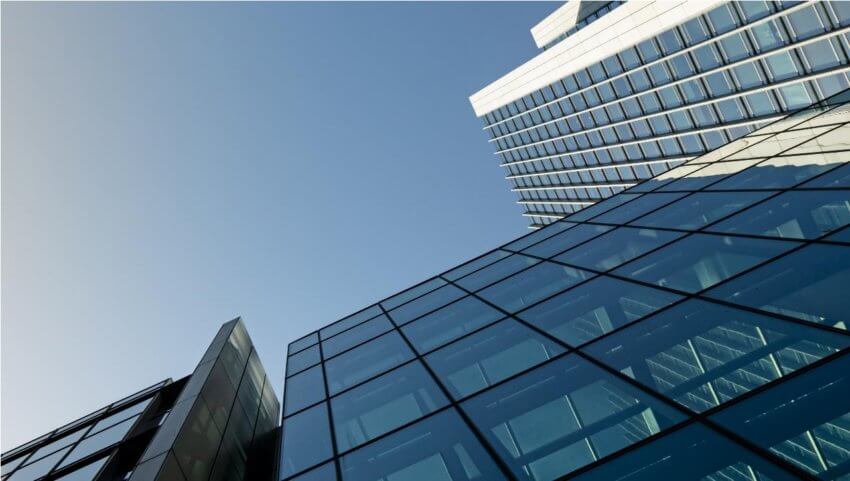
top-left (469, 0), bottom-right (726, 117)
top-left (530, 2), bottom-right (582, 49)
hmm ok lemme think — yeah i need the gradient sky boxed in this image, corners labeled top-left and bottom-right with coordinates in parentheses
top-left (1, 1), bottom-right (555, 450)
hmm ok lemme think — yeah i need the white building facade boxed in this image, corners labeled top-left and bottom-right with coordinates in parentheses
top-left (471, 0), bottom-right (850, 228)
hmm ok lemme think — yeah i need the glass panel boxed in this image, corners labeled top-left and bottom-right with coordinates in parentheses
top-left (614, 233), bottom-right (796, 293)
top-left (593, 193), bottom-right (688, 225)
top-left (711, 354), bottom-right (850, 481)
top-left (8, 447), bottom-right (71, 481)
top-left (23, 430), bottom-right (87, 468)
top-left (570, 423), bottom-right (801, 481)
top-left (331, 362), bottom-right (449, 452)
top-left (556, 227), bottom-right (685, 272)
top-left (784, 124), bottom-right (850, 156)
top-left (503, 222), bottom-right (576, 252)
top-left (284, 365), bottom-right (326, 416)
top-left (455, 254), bottom-right (540, 292)
top-left (462, 355), bottom-right (685, 481)
top-left (88, 399), bottom-right (151, 434)
top-left (325, 332), bottom-right (414, 395)
top-left (708, 190), bottom-right (850, 239)
top-left (477, 262), bottom-right (594, 313)
top-left (322, 315), bottom-right (393, 358)
top-left (726, 126), bottom-right (833, 160)
top-left (827, 225), bottom-right (850, 242)
top-left (289, 333), bottom-right (318, 355)
top-left (425, 319), bottom-right (566, 400)
top-left (1, 455), bottom-right (28, 476)
top-left (631, 191), bottom-right (774, 230)
top-left (444, 250), bottom-right (512, 281)
top-left (321, 305), bottom-right (382, 340)
top-left (629, 166), bottom-right (703, 193)
top-left (388, 285), bottom-right (467, 326)
top-left (288, 462), bottom-right (336, 481)
top-left (381, 278), bottom-right (446, 311)
top-left (401, 296), bottom-right (505, 354)
top-left (707, 243), bottom-right (850, 330)
top-left (658, 159), bottom-right (764, 191)
top-left (59, 415), bottom-right (139, 468)
top-left (567, 194), bottom-right (640, 221)
top-left (518, 276), bottom-right (682, 348)
top-left (53, 457), bottom-right (108, 481)
top-left (708, 153), bottom-right (848, 190)
top-left (280, 403), bottom-right (333, 479)
top-left (287, 345), bottom-right (320, 377)
top-left (523, 224), bottom-right (613, 258)
top-left (339, 408), bottom-right (507, 481)
top-left (585, 299), bottom-right (850, 413)
top-left (803, 161), bottom-right (850, 187)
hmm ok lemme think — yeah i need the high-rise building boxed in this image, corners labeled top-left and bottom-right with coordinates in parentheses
top-left (0, 319), bottom-right (279, 481)
top-left (280, 91), bottom-right (850, 481)
top-left (470, 0), bottom-right (850, 228)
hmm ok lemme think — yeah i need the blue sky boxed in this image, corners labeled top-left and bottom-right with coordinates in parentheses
top-left (1, 1), bottom-right (555, 450)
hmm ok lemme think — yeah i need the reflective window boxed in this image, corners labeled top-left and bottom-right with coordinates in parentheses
top-left (803, 161), bottom-right (850, 188)
top-left (503, 222), bottom-right (575, 252)
top-left (323, 315), bottom-right (393, 359)
top-left (284, 365), bottom-right (326, 416)
top-left (478, 262), bottom-right (594, 313)
top-left (321, 305), bottom-right (382, 340)
top-left (584, 299), bottom-right (849, 413)
top-left (711, 354), bottom-right (850, 481)
top-left (707, 243), bottom-right (850, 330)
top-left (462, 355), bottom-right (685, 481)
top-left (524, 224), bottom-right (613, 258)
top-left (709, 190), bottom-right (850, 239)
top-left (280, 403), bottom-right (333, 479)
top-left (23, 430), bottom-right (87, 468)
top-left (8, 447), bottom-right (71, 481)
top-left (325, 332), bottom-right (414, 395)
top-left (455, 254), bottom-right (540, 292)
top-left (402, 296), bottom-right (505, 354)
top-left (381, 278), bottom-right (446, 311)
top-left (593, 193), bottom-right (687, 224)
top-left (388, 285), bottom-right (467, 326)
top-left (425, 319), bottom-right (566, 400)
top-left (339, 408), bottom-right (507, 481)
top-left (786, 124), bottom-right (850, 156)
top-left (614, 233), bottom-right (796, 293)
top-left (659, 159), bottom-right (765, 192)
top-left (570, 423), bottom-right (801, 481)
top-left (556, 227), bottom-right (685, 271)
top-left (567, 194), bottom-right (640, 221)
top-left (54, 457), bottom-right (108, 481)
top-left (631, 191), bottom-right (774, 230)
top-left (287, 344), bottom-right (320, 377)
top-left (59, 415), bottom-right (139, 468)
top-left (331, 362), bottom-right (448, 452)
top-left (444, 250), bottom-right (512, 281)
top-left (288, 462), bottom-right (336, 481)
top-left (518, 276), bottom-right (681, 347)
top-left (708, 153), bottom-right (848, 190)
top-left (289, 333), bottom-right (318, 355)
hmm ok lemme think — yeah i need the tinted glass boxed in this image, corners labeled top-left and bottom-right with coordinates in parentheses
top-left (59, 416), bottom-right (139, 468)
top-left (284, 365), bottom-right (326, 416)
top-left (325, 332), bottom-right (414, 395)
top-left (477, 262), bottom-right (594, 313)
top-left (455, 254), bottom-right (540, 292)
top-left (425, 319), bottom-right (566, 400)
top-left (8, 447), bottom-right (71, 481)
top-left (322, 315), bottom-right (393, 358)
top-left (331, 362), bottom-right (448, 452)
top-left (556, 227), bottom-right (684, 271)
top-left (288, 462), bottom-right (336, 481)
top-left (444, 250), bottom-right (512, 281)
top-left (503, 222), bottom-right (575, 252)
top-left (518, 276), bottom-right (682, 347)
top-left (339, 408), bottom-right (506, 481)
top-left (321, 305), bottom-right (382, 340)
top-left (280, 403), bottom-right (333, 479)
top-left (401, 297), bottom-right (504, 354)
top-left (657, 159), bottom-right (764, 192)
top-left (289, 333), bottom-right (318, 355)
top-left (24, 430), bottom-right (87, 467)
top-left (54, 457), bottom-right (108, 481)
top-left (614, 234), bottom-right (796, 293)
top-left (631, 191), bottom-right (773, 230)
top-left (567, 194), bottom-right (640, 221)
top-left (585, 299), bottom-right (849, 413)
top-left (593, 193), bottom-right (688, 224)
top-left (462, 355), bottom-right (685, 481)
top-left (287, 345), bottom-right (320, 377)
top-left (707, 243), bottom-right (850, 330)
top-left (388, 285), bottom-right (467, 326)
top-left (523, 224), bottom-right (613, 258)
top-left (381, 278), bottom-right (446, 311)
top-left (709, 153), bottom-right (848, 190)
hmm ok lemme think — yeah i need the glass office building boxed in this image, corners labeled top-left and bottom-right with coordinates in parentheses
top-left (281, 91), bottom-right (850, 481)
top-left (470, 0), bottom-right (850, 228)
top-left (0, 319), bottom-right (279, 481)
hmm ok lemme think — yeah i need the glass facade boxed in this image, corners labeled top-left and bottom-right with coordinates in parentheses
top-left (476, 0), bottom-right (850, 229)
top-left (282, 91), bottom-right (850, 481)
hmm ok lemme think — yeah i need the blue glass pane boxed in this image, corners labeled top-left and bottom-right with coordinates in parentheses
top-left (288, 462), bottom-right (336, 481)
top-left (523, 224), bottom-right (613, 258)
top-left (388, 285), bottom-right (467, 326)
top-left (593, 193), bottom-right (688, 224)
top-left (462, 355), bottom-right (685, 481)
top-left (631, 191), bottom-right (774, 230)
top-left (339, 408), bottom-right (506, 481)
top-left (710, 153), bottom-right (848, 190)
top-left (401, 296), bottom-right (505, 354)
top-left (707, 243), bottom-right (850, 331)
top-left (658, 159), bottom-right (765, 192)
top-left (425, 319), bottom-right (566, 400)
top-left (444, 250), bottom-right (512, 281)
top-left (556, 227), bottom-right (684, 271)
top-left (381, 278), bottom-right (447, 311)
top-left (503, 222), bottom-right (576, 252)
top-left (321, 305), bottom-right (382, 340)
top-left (708, 190), bottom-right (850, 239)
top-left (59, 415), bottom-right (139, 468)
top-left (711, 354), bottom-right (850, 481)
top-left (280, 403), bottom-right (333, 479)
top-left (54, 457), bottom-right (108, 481)
top-left (287, 344), bottom-right (320, 377)
top-left (518, 276), bottom-right (682, 347)
top-left (8, 447), bottom-right (71, 481)
top-left (322, 315), bottom-right (393, 359)
top-left (284, 365), bottom-right (326, 416)
top-left (568, 195), bottom-right (641, 221)
top-left (803, 162), bottom-right (850, 188)
top-left (478, 262), bottom-right (594, 313)
top-left (331, 362), bottom-right (448, 452)
top-left (325, 332), bottom-right (414, 395)
top-left (585, 299), bottom-right (849, 413)
top-left (827, 226), bottom-right (850, 242)
top-left (614, 234), bottom-right (796, 293)
top-left (570, 423), bottom-right (801, 481)
top-left (289, 333), bottom-right (318, 355)
top-left (455, 254), bottom-right (540, 292)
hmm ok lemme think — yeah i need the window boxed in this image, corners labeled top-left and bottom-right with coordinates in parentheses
top-left (59, 416), bottom-right (140, 468)
top-left (280, 404), bottom-right (333, 479)
top-left (708, 152), bottom-right (847, 189)
top-left (388, 285), bottom-right (467, 326)
top-left (631, 191), bottom-right (774, 230)
top-left (401, 296), bottom-right (504, 354)
top-left (455, 254), bottom-right (541, 292)
top-left (381, 278), bottom-right (446, 311)
top-left (284, 365), bottom-right (325, 416)
top-left (556, 227), bottom-right (684, 272)
top-left (478, 262), bottom-right (594, 313)
top-left (322, 315), bottom-right (393, 358)
top-left (321, 305), bottom-right (383, 340)
top-left (325, 332), bottom-right (414, 395)
top-left (593, 193), bottom-right (687, 224)
top-left (524, 224), bottom-right (613, 258)
top-left (287, 345), bottom-right (320, 377)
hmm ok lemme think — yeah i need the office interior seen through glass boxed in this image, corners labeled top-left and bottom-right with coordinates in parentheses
top-left (0, 318), bottom-right (280, 481)
top-left (282, 89), bottom-right (850, 481)
top-left (471, 0), bottom-right (850, 228)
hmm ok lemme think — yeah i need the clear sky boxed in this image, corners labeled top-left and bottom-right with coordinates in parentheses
top-left (1, 1), bottom-right (555, 450)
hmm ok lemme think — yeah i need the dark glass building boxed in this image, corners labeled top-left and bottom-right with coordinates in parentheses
top-left (281, 91), bottom-right (850, 481)
top-left (0, 318), bottom-right (279, 481)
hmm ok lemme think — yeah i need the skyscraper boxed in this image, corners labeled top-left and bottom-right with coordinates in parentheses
top-left (471, 0), bottom-right (850, 228)
top-left (280, 91), bottom-right (850, 481)
top-left (0, 319), bottom-right (279, 481)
